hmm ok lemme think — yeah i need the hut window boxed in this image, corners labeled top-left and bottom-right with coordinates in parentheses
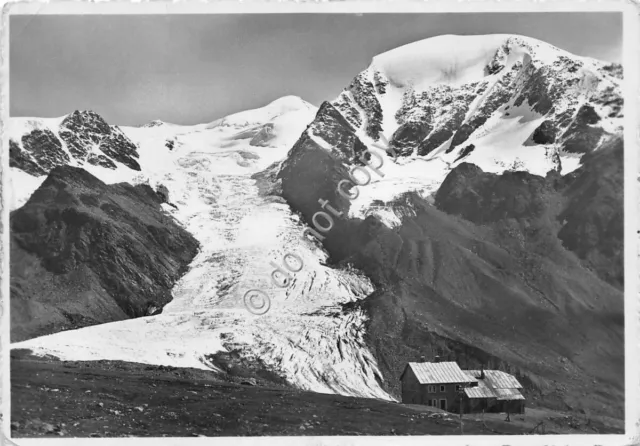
top-left (440, 385), bottom-right (446, 392)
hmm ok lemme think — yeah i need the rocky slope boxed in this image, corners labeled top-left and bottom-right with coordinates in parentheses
top-left (435, 136), bottom-right (623, 289)
top-left (10, 165), bottom-right (200, 341)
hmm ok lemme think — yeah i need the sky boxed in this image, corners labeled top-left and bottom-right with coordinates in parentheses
top-left (10, 13), bottom-right (623, 126)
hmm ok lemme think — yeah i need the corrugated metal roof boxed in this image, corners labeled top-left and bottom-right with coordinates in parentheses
top-left (406, 362), bottom-right (477, 384)
top-left (464, 384), bottom-right (495, 399)
top-left (494, 388), bottom-right (525, 400)
top-left (462, 370), bottom-right (524, 400)
top-left (465, 370), bottom-right (523, 389)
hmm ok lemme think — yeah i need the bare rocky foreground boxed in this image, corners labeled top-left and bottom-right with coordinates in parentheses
top-left (10, 351), bottom-right (623, 438)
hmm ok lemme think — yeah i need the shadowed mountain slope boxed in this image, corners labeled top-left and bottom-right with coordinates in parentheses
top-left (10, 166), bottom-right (200, 342)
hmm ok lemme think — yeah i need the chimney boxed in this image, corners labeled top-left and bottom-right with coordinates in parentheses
top-left (480, 364), bottom-right (485, 379)
top-left (434, 355), bottom-right (441, 363)
top-left (420, 355), bottom-right (426, 363)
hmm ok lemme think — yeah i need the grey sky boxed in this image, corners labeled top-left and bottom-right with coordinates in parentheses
top-left (10, 13), bottom-right (622, 126)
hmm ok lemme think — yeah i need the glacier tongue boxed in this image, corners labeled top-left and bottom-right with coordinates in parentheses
top-left (11, 101), bottom-right (394, 401)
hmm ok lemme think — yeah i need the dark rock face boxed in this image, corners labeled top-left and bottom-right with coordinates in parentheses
top-left (449, 121), bottom-right (479, 152)
top-left (599, 63), bottom-right (623, 80)
top-left (436, 164), bottom-right (557, 225)
top-left (389, 83), bottom-right (479, 156)
top-left (453, 144), bottom-right (476, 163)
top-left (62, 110), bottom-right (112, 136)
top-left (531, 120), bottom-right (557, 144)
top-left (278, 132), bottom-right (355, 246)
top-left (574, 104), bottom-right (601, 125)
top-left (557, 136), bottom-right (623, 289)
top-left (420, 105), bottom-right (468, 156)
top-left (390, 121), bottom-right (432, 155)
top-left (512, 65), bottom-right (555, 115)
top-left (373, 70), bottom-right (388, 94)
top-left (96, 131), bottom-right (141, 171)
top-left (10, 166), bottom-right (199, 341)
top-left (59, 111), bottom-right (112, 159)
top-left (9, 140), bottom-right (47, 176)
top-left (156, 184), bottom-right (170, 203)
top-left (349, 73), bottom-right (384, 140)
top-left (435, 137), bottom-right (623, 291)
top-left (12, 110), bottom-right (142, 179)
top-left (86, 153), bottom-right (118, 169)
top-left (559, 104), bottom-right (607, 154)
top-left (449, 63), bottom-right (520, 151)
top-left (21, 129), bottom-right (70, 172)
top-left (59, 128), bottom-right (91, 159)
top-left (333, 92), bottom-right (363, 129)
top-left (593, 86), bottom-right (624, 118)
top-left (277, 102), bottom-right (378, 261)
top-left (308, 102), bottom-right (365, 158)
top-left (554, 55), bottom-right (583, 74)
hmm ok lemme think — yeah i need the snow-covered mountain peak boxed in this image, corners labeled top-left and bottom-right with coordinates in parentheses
top-left (206, 95), bottom-right (316, 130)
top-left (142, 119), bottom-right (171, 128)
top-left (63, 109), bottom-right (108, 123)
top-left (369, 34), bottom-right (585, 90)
top-left (266, 95), bottom-right (315, 112)
top-left (331, 32), bottom-right (621, 162)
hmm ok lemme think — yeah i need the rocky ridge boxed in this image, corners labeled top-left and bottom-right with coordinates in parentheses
top-left (9, 110), bottom-right (142, 177)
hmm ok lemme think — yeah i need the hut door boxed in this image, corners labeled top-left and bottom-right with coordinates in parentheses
top-left (440, 399), bottom-right (447, 410)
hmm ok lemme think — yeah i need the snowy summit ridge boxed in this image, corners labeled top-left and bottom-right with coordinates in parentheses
top-left (331, 33), bottom-right (621, 180)
top-left (206, 95), bottom-right (316, 129)
top-left (371, 34), bottom-right (565, 88)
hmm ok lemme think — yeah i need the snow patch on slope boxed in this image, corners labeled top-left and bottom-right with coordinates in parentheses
top-left (7, 168), bottom-right (47, 209)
